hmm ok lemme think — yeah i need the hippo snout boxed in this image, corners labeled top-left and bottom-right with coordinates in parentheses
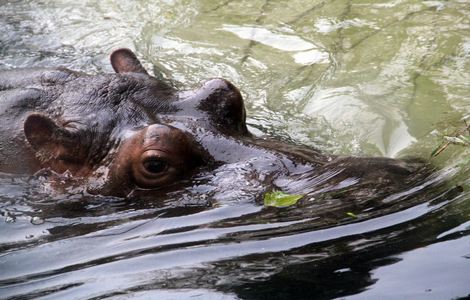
top-left (175, 78), bottom-right (249, 135)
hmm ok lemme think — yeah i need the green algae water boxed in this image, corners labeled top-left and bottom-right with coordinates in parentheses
top-left (1, 1), bottom-right (469, 299)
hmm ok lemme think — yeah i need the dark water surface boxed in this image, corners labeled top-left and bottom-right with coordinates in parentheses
top-left (1, 1), bottom-right (469, 299)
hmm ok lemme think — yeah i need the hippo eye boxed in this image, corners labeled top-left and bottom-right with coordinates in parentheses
top-left (142, 158), bottom-right (168, 174)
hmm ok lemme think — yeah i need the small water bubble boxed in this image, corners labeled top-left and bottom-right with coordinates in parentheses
top-left (334, 268), bottom-right (351, 273)
top-left (31, 216), bottom-right (45, 225)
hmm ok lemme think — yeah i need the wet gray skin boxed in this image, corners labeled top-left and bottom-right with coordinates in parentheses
top-left (0, 49), bottom-right (429, 201)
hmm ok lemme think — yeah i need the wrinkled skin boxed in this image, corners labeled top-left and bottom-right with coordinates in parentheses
top-left (0, 49), bottom-right (428, 200)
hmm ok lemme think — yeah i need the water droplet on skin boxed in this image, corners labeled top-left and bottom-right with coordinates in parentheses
top-left (4, 212), bottom-right (15, 223)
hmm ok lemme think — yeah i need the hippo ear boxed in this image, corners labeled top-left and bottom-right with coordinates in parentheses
top-left (110, 48), bottom-right (149, 75)
top-left (24, 113), bottom-right (77, 155)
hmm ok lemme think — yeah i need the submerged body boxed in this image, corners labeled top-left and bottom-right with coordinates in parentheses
top-left (0, 49), bottom-right (429, 200)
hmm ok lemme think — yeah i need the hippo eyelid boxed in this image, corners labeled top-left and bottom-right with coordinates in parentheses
top-left (140, 147), bottom-right (171, 154)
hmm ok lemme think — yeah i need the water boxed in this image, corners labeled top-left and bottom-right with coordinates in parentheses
top-left (1, 0), bottom-right (469, 299)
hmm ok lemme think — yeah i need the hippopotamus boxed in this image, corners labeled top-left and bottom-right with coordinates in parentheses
top-left (0, 49), bottom-right (429, 202)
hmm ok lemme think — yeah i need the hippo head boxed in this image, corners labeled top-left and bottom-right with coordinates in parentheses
top-left (20, 49), bottom-right (250, 197)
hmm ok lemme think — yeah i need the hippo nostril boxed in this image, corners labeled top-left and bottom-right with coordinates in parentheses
top-left (172, 78), bottom-right (249, 134)
top-left (196, 78), bottom-right (249, 135)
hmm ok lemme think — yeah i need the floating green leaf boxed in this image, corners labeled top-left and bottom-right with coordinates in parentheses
top-left (346, 212), bottom-right (358, 218)
top-left (264, 191), bottom-right (304, 207)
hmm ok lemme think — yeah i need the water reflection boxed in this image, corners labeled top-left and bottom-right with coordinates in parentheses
top-left (1, 0), bottom-right (469, 299)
